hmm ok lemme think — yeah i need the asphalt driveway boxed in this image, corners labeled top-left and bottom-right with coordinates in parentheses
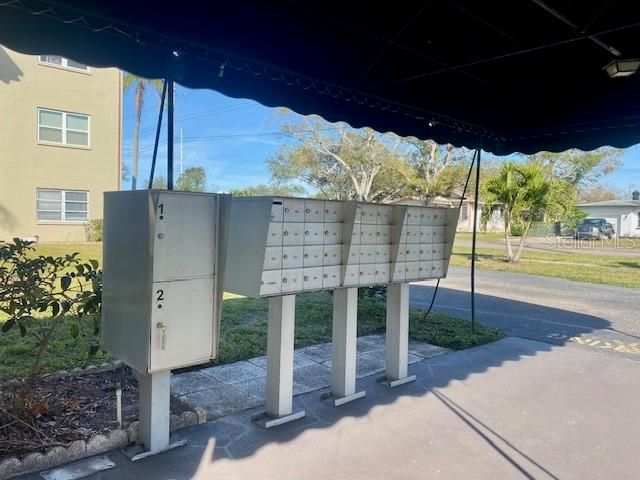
top-left (411, 267), bottom-right (640, 361)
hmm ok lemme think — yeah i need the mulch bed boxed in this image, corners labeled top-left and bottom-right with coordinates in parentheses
top-left (0, 367), bottom-right (189, 460)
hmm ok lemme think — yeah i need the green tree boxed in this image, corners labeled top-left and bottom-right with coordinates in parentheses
top-left (151, 175), bottom-right (168, 189)
top-left (270, 118), bottom-right (409, 202)
top-left (229, 184), bottom-right (306, 197)
top-left (175, 166), bottom-right (207, 192)
top-left (123, 74), bottom-right (163, 190)
top-left (482, 162), bottom-right (572, 262)
top-left (528, 148), bottom-right (621, 187)
top-left (404, 140), bottom-right (470, 204)
top-left (577, 183), bottom-right (621, 203)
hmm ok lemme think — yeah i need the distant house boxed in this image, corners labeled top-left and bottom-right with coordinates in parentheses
top-left (0, 45), bottom-right (121, 242)
top-left (576, 191), bottom-right (640, 237)
top-left (387, 196), bottom-right (503, 232)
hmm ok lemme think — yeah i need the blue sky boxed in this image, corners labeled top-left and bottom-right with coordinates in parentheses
top-left (122, 83), bottom-right (639, 193)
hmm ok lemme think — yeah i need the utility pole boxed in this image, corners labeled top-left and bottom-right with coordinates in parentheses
top-left (180, 128), bottom-right (184, 176)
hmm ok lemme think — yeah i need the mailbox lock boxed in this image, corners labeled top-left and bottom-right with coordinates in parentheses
top-left (324, 230), bottom-right (329, 235)
top-left (284, 231), bottom-right (289, 236)
top-left (156, 322), bottom-right (167, 350)
top-left (285, 207), bottom-right (289, 212)
top-left (304, 253), bottom-right (309, 258)
top-left (283, 254), bottom-right (288, 259)
top-left (304, 275), bottom-right (309, 281)
top-left (305, 230), bottom-right (309, 235)
top-left (282, 277), bottom-right (288, 283)
top-left (305, 208), bottom-right (310, 213)
top-left (157, 233), bottom-right (165, 239)
top-left (323, 274), bottom-right (328, 278)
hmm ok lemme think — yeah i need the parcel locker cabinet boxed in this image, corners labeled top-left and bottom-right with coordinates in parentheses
top-left (102, 191), bottom-right (227, 374)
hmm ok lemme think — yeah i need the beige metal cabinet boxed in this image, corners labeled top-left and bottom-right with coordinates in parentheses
top-left (102, 190), bottom-right (229, 374)
top-left (224, 197), bottom-right (459, 297)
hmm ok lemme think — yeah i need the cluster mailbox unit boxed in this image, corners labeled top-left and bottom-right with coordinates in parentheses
top-left (102, 192), bottom-right (457, 450)
top-left (225, 197), bottom-right (457, 426)
top-left (102, 190), bottom-right (230, 457)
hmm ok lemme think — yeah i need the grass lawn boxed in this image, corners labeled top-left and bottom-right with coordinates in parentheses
top-left (0, 291), bottom-right (501, 382)
top-left (451, 246), bottom-right (640, 289)
top-left (454, 232), bottom-right (508, 242)
top-left (0, 242), bottom-right (501, 382)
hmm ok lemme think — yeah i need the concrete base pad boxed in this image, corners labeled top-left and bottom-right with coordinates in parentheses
top-left (122, 440), bottom-right (187, 462)
top-left (321, 390), bottom-right (366, 406)
top-left (252, 410), bottom-right (306, 429)
top-left (377, 374), bottom-right (417, 388)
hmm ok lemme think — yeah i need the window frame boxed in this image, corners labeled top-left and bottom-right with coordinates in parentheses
top-left (38, 55), bottom-right (90, 73)
top-left (37, 108), bottom-right (91, 149)
top-left (36, 188), bottom-right (90, 224)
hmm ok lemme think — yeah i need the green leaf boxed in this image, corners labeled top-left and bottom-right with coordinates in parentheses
top-left (61, 276), bottom-right (72, 291)
top-left (70, 323), bottom-right (80, 339)
top-left (19, 323), bottom-right (27, 337)
top-left (51, 301), bottom-right (60, 317)
top-left (88, 344), bottom-right (100, 357)
top-left (76, 264), bottom-right (84, 275)
top-left (89, 259), bottom-right (99, 270)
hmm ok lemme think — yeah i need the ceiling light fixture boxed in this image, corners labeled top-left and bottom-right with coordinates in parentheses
top-left (603, 59), bottom-right (640, 78)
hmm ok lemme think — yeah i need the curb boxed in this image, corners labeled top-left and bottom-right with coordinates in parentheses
top-left (0, 409), bottom-right (207, 479)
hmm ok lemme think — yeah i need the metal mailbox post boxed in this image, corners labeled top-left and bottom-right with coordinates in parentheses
top-left (225, 197), bottom-right (458, 427)
top-left (102, 190), bottom-right (230, 458)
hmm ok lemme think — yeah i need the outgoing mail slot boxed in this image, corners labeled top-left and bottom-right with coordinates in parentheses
top-left (324, 223), bottom-right (343, 244)
top-left (303, 245), bottom-right (324, 267)
top-left (302, 266), bottom-right (323, 290)
top-left (420, 208), bottom-right (434, 226)
top-left (376, 243), bottom-right (391, 263)
top-left (323, 244), bottom-right (342, 266)
top-left (377, 205), bottom-right (393, 224)
top-left (420, 226), bottom-right (434, 244)
top-left (304, 223), bottom-right (324, 245)
top-left (283, 198), bottom-right (305, 222)
top-left (260, 270), bottom-right (282, 296)
top-left (281, 268), bottom-right (303, 293)
top-left (282, 246), bottom-right (304, 269)
top-left (304, 199), bottom-right (324, 222)
top-left (270, 200), bottom-right (284, 222)
top-left (359, 245), bottom-right (377, 264)
top-left (360, 224), bottom-right (378, 244)
top-left (263, 246), bottom-right (283, 269)
top-left (322, 265), bottom-right (342, 288)
top-left (266, 222), bottom-right (283, 246)
top-left (282, 222), bottom-right (304, 245)
top-left (324, 201), bottom-right (343, 222)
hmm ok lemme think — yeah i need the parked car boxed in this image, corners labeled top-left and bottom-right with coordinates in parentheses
top-left (575, 218), bottom-right (615, 239)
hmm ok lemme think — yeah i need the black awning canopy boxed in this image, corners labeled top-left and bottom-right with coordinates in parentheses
top-left (2, 0), bottom-right (640, 154)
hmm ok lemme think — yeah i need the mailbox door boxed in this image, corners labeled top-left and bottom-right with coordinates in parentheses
top-left (260, 270), bottom-right (282, 296)
top-left (324, 201), bottom-right (343, 222)
top-left (263, 247), bottom-right (283, 270)
top-left (283, 198), bottom-right (305, 222)
top-left (303, 245), bottom-right (324, 267)
top-left (304, 200), bottom-right (325, 222)
top-left (152, 193), bottom-right (215, 282)
top-left (323, 244), bottom-right (342, 266)
top-left (283, 222), bottom-right (304, 245)
top-left (149, 277), bottom-right (214, 372)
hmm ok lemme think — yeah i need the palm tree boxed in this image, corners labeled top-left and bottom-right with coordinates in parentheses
top-left (123, 74), bottom-right (163, 190)
top-left (482, 162), bottom-right (563, 263)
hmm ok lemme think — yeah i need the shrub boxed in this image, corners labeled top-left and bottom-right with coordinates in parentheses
top-left (0, 239), bottom-right (102, 388)
top-left (85, 219), bottom-right (103, 242)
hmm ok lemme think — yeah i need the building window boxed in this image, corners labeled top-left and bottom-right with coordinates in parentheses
top-left (37, 189), bottom-right (89, 222)
top-left (39, 55), bottom-right (89, 71)
top-left (37, 108), bottom-right (90, 147)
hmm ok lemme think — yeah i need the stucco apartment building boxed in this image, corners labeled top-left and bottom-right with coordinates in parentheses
top-left (0, 45), bottom-right (120, 241)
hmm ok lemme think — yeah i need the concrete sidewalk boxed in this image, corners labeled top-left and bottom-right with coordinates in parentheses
top-left (23, 337), bottom-right (640, 479)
